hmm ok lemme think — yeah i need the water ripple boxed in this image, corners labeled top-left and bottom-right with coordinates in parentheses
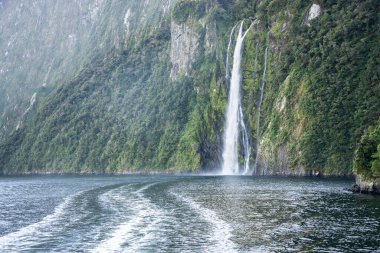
top-left (170, 190), bottom-right (237, 253)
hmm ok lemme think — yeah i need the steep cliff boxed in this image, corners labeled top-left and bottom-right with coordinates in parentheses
top-left (255, 0), bottom-right (380, 176)
top-left (0, 0), bottom-right (173, 140)
top-left (352, 119), bottom-right (380, 193)
top-left (0, 0), bottom-right (379, 175)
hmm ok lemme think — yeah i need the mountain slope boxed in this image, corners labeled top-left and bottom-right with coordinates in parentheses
top-left (0, 0), bottom-right (379, 176)
top-left (0, 0), bottom-right (172, 140)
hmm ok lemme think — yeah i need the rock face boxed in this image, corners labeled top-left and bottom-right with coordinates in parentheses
top-left (350, 176), bottom-right (379, 194)
top-left (307, 4), bottom-right (321, 21)
top-left (170, 19), bottom-right (200, 81)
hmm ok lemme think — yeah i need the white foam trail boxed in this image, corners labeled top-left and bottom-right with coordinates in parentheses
top-left (0, 191), bottom-right (81, 250)
top-left (126, 207), bottom-right (164, 252)
top-left (171, 191), bottom-right (237, 253)
top-left (89, 185), bottom-right (136, 244)
top-left (92, 183), bottom-right (164, 253)
top-left (92, 212), bottom-right (143, 252)
top-left (98, 184), bottom-right (134, 213)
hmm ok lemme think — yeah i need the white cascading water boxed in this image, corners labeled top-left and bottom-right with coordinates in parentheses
top-left (222, 21), bottom-right (252, 175)
top-left (240, 105), bottom-right (251, 175)
top-left (225, 23), bottom-right (238, 82)
top-left (253, 32), bottom-right (269, 175)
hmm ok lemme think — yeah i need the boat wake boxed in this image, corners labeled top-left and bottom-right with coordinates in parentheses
top-left (0, 189), bottom-right (85, 251)
top-left (170, 191), bottom-right (237, 253)
top-left (0, 180), bottom-right (238, 252)
top-left (93, 183), bottom-right (165, 252)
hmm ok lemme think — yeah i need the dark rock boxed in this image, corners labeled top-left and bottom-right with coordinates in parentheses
top-left (348, 178), bottom-right (380, 195)
top-left (348, 184), bottom-right (361, 193)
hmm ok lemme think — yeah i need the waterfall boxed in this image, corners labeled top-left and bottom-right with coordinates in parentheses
top-left (225, 23), bottom-right (238, 85)
top-left (222, 21), bottom-right (252, 175)
top-left (253, 32), bottom-right (269, 175)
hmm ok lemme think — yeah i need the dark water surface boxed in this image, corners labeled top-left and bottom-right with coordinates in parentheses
top-left (0, 176), bottom-right (379, 252)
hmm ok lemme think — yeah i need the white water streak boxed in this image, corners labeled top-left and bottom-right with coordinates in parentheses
top-left (0, 191), bottom-right (82, 250)
top-left (42, 58), bottom-right (55, 87)
top-left (240, 105), bottom-right (251, 175)
top-left (225, 22), bottom-right (238, 81)
top-left (171, 191), bottom-right (237, 253)
top-left (93, 183), bottom-right (164, 253)
top-left (16, 92), bottom-right (37, 130)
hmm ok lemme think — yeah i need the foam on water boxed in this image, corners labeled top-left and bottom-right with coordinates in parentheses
top-left (171, 191), bottom-right (237, 253)
top-left (93, 183), bottom-right (165, 253)
top-left (0, 190), bottom-right (82, 250)
top-left (0, 176), bottom-right (376, 252)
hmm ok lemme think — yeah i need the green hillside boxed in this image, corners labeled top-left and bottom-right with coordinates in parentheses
top-left (0, 0), bottom-right (379, 180)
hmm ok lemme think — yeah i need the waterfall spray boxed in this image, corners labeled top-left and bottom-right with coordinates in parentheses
top-left (222, 20), bottom-right (253, 175)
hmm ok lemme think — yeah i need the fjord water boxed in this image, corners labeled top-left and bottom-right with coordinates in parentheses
top-left (0, 176), bottom-right (379, 252)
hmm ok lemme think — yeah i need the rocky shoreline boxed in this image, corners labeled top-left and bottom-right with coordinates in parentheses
top-left (348, 176), bottom-right (379, 195)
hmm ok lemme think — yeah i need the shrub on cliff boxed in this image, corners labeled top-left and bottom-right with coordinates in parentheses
top-left (354, 119), bottom-right (380, 180)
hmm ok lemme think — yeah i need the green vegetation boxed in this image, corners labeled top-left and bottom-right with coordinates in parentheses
top-left (0, 0), bottom-right (173, 142)
top-left (0, 0), bottom-right (379, 175)
top-left (172, 0), bottom-right (207, 23)
top-left (354, 120), bottom-right (380, 180)
top-left (0, 21), bottom-right (196, 173)
top-left (246, 0), bottom-right (380, 175)
top-left (293, 0), bottom-right (380, 174)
